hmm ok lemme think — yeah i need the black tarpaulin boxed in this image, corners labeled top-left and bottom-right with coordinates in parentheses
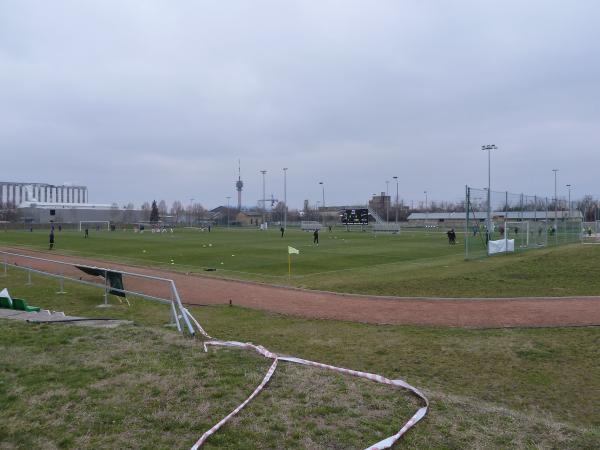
top-left (75, 266), bottom-right (126, 298)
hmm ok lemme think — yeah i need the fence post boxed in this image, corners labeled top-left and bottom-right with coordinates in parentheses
top-left (57, 269), bottom-right (66, 294)
top-left (171, 281), bottom-right (195, 336)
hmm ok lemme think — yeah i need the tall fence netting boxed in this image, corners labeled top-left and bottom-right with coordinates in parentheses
top-left (465, 186), bottom-right (582, 259)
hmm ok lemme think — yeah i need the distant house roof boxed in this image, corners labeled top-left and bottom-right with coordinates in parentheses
top-left (407, 210), bottom-right (582, 220)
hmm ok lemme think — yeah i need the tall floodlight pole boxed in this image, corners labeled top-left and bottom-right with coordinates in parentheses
top-left (260, 170), bottom-right (267, 225)
top-left (189, 198), bottom-right (194, 226)
top-left (283, 168), bottom-right (288, 229)
top-left (566, 184), bottom-right (571, 218)
top-left (482, 145), bottom-right (498, 251)
top-left (424, 190), bottom-right (428, 224)
top-left (226, 196), bottom-right (231, 229)
top-left (552, 169), bottom-right (558, 232)
top-left (319, 181), bottom-right (325, 208)
top-left (393, 176), bottom-right (399, 224)
top-left (386, 180), bottom-right (390, 222)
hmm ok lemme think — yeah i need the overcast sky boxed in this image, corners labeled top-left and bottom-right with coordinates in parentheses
top-left (1, 1), bottom-right (599, 209)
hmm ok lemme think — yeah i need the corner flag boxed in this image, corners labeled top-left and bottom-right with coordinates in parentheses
top-left (288, 247), bottom-right (299, 278)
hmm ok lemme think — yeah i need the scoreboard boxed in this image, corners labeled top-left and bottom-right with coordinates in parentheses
top-left (341, 209), bottom-right (369, 224)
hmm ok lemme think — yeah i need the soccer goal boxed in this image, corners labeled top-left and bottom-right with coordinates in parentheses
top-left (582, 221), bottom-right (600, 244)
top-left (504, 221), bottom-right (530, 249)
top-left (79, 221), bottom-right (110, 231)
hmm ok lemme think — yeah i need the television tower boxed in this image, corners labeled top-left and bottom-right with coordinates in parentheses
top-left (235, 159), bottom-right (243, 210)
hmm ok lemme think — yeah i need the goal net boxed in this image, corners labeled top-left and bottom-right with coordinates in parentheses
top-left (79, 221), bottom-right (110, 231)
top-left (504, 221), bottom-right (531, 249)
top-left (582, 221), bottom-right (600, 244)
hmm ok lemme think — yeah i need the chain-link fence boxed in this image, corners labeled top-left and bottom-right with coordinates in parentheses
top-left (465, 186), bottom-right (582, 259)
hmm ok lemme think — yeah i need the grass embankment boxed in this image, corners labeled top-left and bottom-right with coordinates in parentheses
top-left (1, 271), bottom-right (599, 448)
top-left (1, 228), bottom-right (600, 297)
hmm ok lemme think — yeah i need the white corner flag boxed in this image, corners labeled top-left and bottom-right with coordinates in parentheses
top-left (287, 247), bottom-right (299, 278)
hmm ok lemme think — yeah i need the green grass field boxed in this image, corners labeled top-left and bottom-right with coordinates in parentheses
top-left (2, 227), bottom-right (600, 297)
top-left (1, 271), bottom-right (599, 449)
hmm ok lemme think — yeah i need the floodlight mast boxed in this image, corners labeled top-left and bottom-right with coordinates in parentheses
top-left (385, 180), bottom-right (390, 222)
top-left (283, 168), bottom-right (288, 229)
top-left (566, 183), bottom-right (571, 219)
top-left (226, 196), bottom-right (231, 229)
top-left (482, 144), bottom-right (498, 254)
top-left (553, 169), bottom-right (558, 236)
top-left (260, 170), bottom-right (267, 225)
top-left (393, 176), bottom-right (399, 224)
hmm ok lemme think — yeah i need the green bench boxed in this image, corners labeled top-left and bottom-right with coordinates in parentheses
top-left (0, 295), bottom-right (40, 312)
top-left (12, 298), bottom-right (41, 312)
top-left (0, 296), bottom-right (12, 309)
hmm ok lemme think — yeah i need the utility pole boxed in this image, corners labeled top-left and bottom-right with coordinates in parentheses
top-left (283, 168), bottom-right (288, 229)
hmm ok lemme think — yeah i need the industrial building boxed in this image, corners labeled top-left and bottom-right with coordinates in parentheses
top-left (407, 210), bottom-right (583, 229)
top-left (0, 181), bottom-right (88, 207)
top-left (17, 201), bottom-right (144, 225)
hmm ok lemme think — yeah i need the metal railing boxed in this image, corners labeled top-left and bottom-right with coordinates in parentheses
top-left (0, 250), bottom-right (195, 335)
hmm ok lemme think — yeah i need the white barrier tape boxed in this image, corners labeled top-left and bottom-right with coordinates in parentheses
top-left (183, 307), bottom-right (212, 339)
top-left (190, 356), bottom-right (278, 450)
top-left (192, 336), bottom-right (428, 450)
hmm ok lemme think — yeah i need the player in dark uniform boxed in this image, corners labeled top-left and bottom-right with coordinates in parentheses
top-left (313, 229), bottom-right (319, 246)
top-left (49, 230), bottom-right (55, 250)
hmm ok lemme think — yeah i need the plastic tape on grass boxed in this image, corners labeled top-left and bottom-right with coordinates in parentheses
top-left (184, 308), bottom-right (429, 450)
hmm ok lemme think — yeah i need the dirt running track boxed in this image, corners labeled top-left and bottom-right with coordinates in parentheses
top-left (3, 247), bottom-right (600, 328)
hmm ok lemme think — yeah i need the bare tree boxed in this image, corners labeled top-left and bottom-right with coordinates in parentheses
top-left (141, 201), bottom-right (151, 221)
top-left (170, 200), bottom-right (184, 223)
top-left (158, 200), bottom-right (168, 216)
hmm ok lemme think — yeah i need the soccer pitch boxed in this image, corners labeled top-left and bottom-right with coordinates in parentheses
top-left (0, 227), bottom-right (463, 278)
top-left (2, 227), bottom-right (600, 298)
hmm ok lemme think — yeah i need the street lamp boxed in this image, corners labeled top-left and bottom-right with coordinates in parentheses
top-left (393, 176), bottom-right (399, 224)
top-left (283, 168), bottom-right (288, 229)
top-left (482, 144), bottom-right (498, 248)
top-left (226, 196), bottom-right (231, 229)
top-left (260, 170), bottom-right (267, 226)
top-left (566, 184), bottom-right (571, 218)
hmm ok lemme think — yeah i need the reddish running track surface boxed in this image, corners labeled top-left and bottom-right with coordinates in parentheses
top-left (2, 247), bottom-right (600, 328)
